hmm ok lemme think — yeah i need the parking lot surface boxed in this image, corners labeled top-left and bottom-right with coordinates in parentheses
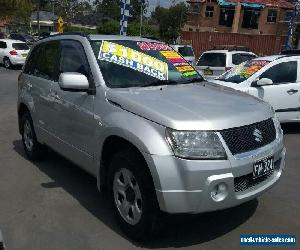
top-left (0, 66), bottom-right (299, 250)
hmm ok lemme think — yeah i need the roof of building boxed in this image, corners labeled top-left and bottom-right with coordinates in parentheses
top-left (31, 11), bottom-right (58, 22)
top-left (0, 18), bottom-right (11, 28)
top-left (227, 0), bottom-right (294, 9)
top-left (188, 0), bottom-right (295, 9)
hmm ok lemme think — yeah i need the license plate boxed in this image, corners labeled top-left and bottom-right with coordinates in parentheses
top-left (22, 54), bottom-right (27, 58)
top-left (253, 156), bottom-right (274, 179)
top-left (204, 68), bottom-right (213, 75)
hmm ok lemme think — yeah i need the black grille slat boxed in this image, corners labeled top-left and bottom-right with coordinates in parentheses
top-left (234, 172), bottom-right (273, 192)
top-left (221, 119), bottom-right (276, 155)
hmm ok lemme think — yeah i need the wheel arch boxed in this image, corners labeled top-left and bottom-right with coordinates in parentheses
top-left (98, 135), bottom-right (158, 193)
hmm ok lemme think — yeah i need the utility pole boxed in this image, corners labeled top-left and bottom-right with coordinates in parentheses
top-left (139, 1), bottom-right (143, 37)
top-left (285, 0), bottom-right (300, 50)
top-left (37, 0), bottom-right (40, 36)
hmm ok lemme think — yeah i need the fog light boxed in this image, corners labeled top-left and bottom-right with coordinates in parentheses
top-left (211, 183), bottom-right (228, 202)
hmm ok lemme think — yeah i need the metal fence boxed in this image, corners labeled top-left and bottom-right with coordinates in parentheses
top-left (182, 31), bottom-right (287, 58)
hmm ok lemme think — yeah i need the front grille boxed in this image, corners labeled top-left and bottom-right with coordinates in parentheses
top-left (234, 158), bottom-right (281, 193)
top-left (220, 119), bottom-right (276, 155)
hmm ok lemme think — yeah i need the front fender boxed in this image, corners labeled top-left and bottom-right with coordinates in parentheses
top-left (94, 109), bottom-right (173, 191)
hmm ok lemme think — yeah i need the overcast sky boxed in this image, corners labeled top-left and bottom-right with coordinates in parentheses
top-left (148, 0), bottom-right (185, 10)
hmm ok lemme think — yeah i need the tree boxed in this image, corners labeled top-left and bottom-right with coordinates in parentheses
top-left (95, 0), bottom-right (120, 20)
top-left (97, 20), bottom-right (120, 35)
top-left (0, 0), bottom-right (33, 19)
top-left (50, 0), bottom-right (90, 20)
top-left (151, 2), bottom-right (187, 42)
top-left (129, 0), bottom-right (148, 22)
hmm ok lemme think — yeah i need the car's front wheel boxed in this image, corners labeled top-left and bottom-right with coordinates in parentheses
top-left (108, 149), bottom-right (160, 240)
top-left (3, 57), bottom-right (11, 69)
top-left (21, 111), bottom-right (43, 161)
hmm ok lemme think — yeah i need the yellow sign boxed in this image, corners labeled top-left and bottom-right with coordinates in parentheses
top-left (98, 41), bottom-right (168, 80)
top-left (57, 16), bottom-right (64, 33)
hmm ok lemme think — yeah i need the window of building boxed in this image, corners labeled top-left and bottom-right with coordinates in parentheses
top-left (188, 3), bottom-right (200, 14)
top-left (284, 11), bottom-right (293, 22)
top-left (242, 9), bottom-right (260, 29)
top-left (219, 8), bottom-right (235, 27)
top-left (267, 10), bottom-right (277, 23)
top-left (205, 6), bottom-right (214, 18)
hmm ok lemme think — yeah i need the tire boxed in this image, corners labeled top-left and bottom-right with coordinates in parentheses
top-left (3, 57), bottom-right (11, 69)
top-left (21, 111), bottom-right (43, 161)
top-left (108, 149), bottom-right (160, 241)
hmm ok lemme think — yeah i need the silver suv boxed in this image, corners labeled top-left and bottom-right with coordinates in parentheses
top-left (18, 34), bottom-right (286, 240)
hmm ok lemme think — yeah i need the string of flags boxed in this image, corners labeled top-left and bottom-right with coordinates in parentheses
top-left (120, 0), bottom-right (130, 36)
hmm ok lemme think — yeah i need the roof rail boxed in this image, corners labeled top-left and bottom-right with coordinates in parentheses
top-left (210, 45), bottom-right (250, 52)
top-left (41, 32), bottom-right (90, 40)
top-left (280, 49), bottom-right (300, 55)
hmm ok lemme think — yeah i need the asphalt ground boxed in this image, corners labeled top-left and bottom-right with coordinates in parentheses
top-left (0, 66), bottom-right (299, 250)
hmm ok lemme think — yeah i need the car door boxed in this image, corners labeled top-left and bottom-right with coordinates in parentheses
top-left (248, 60), bottom-right (300, 122)
top-left (51, 39), bottom-right (96, 173)
top-left (23, 41), bottom-right (61, 141)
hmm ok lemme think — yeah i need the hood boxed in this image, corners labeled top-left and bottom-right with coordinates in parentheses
top-left (106, 83), bottom-right (273, 131)
top-left (211, 79), bottom-right (243, 89)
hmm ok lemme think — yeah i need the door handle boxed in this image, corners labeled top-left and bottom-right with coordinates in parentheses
top-left (50, 92), bottom-right (61, 101)
top-left (287, 89), bottom-right (298, 95)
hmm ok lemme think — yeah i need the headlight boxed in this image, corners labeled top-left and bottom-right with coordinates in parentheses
top-left (166, 129), bottom-right (227, 160)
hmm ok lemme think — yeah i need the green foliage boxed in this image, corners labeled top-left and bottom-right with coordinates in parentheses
top-left (0, 0), bottom-right (33, 20)
top-left (95, 0), bottom-right (120, 20)
top-left (97, 20), bottom-right (120, 35)
top-left (129, 0), bottom-right (148, 22)
top-left (151, 2), bottom-right (188, 42)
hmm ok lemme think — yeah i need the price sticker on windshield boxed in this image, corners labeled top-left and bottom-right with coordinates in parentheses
top-left (161, 50), bottom-right (198, 77)
top-left (98, 41), bottom-right (168, 80)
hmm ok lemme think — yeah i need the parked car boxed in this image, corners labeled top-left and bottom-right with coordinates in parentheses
top-left (9, 33), bottom-right (35, 46)
top-left (196, 47), bottom-right (257, 80)
top-left (18, 34), bottom-right (285, 240)
top-left (0, 39), bottom-right (30, 68)
top-left (170, 44), bottom-right (196, 66)
top-left (212, 55), bottom-right (300, 123)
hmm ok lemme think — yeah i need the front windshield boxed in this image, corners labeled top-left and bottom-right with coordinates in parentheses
top-left (217, 60), bottom-right (270, 84)
top-left (90, 40), bottom-right (203, 88)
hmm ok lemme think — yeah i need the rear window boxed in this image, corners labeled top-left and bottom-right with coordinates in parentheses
top-left (197, 53), bottom-right (226, 67)
top-left (178, 46), bottom-right (194, 57)
top-left (232, 53), bottom-right (257, 65)
top-left (12, 43), bottom-right (29, 50)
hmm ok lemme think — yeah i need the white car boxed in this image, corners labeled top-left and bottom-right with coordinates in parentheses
top-left (170, 44), bottom-right (196, 66)
top-left (0, 39), bottom-right (30, 68)
top-left (196, 49), bottom-right (257, 80)
top-left (212, 55), bottom-right (300, 123)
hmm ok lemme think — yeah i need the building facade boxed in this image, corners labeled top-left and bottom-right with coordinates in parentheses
top-left (184, 0), bottom-right (295, 36)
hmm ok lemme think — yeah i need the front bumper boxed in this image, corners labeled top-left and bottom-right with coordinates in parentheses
top-left (145, 137), bottom-right (285, 214)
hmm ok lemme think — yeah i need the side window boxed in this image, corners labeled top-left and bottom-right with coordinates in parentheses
top-left (37, 41), bottom-right (60, 80)
top-left (23, 44), bottom-right (43, 75)
top-left (260, 61), bottom-right (297, 84)
top-left (232, 53), bottom-right (257, 65)
top-left (0, 41), bottom-right (7, 48)
top-left (24, 41), bottom-right (60, 81)
top-left (59, 40), bottom-right (90, 78)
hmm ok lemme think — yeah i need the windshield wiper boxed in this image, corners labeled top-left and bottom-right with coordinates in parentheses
top-left (142, 80), bottom-right (178, 87)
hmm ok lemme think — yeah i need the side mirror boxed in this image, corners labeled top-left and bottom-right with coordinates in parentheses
top-left (256, 78), bottom-right (273, 87)
top-left (58, 72), bottom-right (89, 92)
